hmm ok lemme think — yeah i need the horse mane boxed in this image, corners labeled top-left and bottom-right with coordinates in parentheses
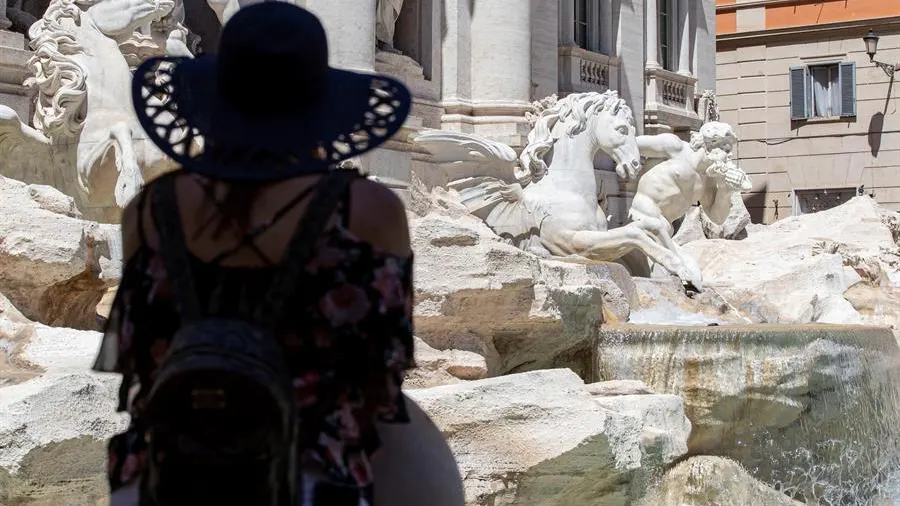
top-left (26, 0), bottom-right (89, 143)
top-left (518, 90), bottom-right (633, 185)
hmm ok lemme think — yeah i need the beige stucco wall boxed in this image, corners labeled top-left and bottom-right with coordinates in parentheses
top-left (717, 25), bottom-right (900, 223)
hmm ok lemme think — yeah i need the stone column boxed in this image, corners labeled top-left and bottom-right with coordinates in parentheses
top-left (599, 0), bottom-right (613, 55)
top-left (558, 0), bottom-right (576, 46)
top-left (646, 0), bottom-right (660, 69)
top-left (469, 0), bottom-right (531, 111)
top-left (677, 0), bottom-right (692, 76)
top-left (305, 0), bottom-right (376, 72)
top-left (0, 0), bottom-right (11, 31)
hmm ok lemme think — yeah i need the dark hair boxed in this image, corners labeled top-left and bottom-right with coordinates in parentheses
top-left (192, 180), bottom-right (265, 241)
top-left (217, 184), bottom-right (262, 237)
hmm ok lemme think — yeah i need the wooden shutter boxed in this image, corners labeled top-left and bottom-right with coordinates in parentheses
top-left (790, 66), bottom-right (809, 120)
top-left (839, 61), bottom-right (857, 117)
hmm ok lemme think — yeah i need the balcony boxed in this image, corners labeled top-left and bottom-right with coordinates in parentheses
top-left (644, 66), bottom-right (701, 134)
top-left (558, 45), bottom-right (620, 96)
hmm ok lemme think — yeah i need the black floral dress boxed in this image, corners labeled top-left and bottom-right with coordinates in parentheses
top-left (92, 172), bottom-right (416, 506)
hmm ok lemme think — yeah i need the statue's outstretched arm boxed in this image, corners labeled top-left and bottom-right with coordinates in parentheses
top-left (86, 0), bottom-right (175, 37)
top-left (636, 133), bottom-right (685, 160)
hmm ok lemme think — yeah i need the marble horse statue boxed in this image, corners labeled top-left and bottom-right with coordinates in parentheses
top-left (414, 90), bottom-right (705, 284)
top-left (0, 0), bottom-right (177, 222)
top-left (630, 121), bottom-right (753, 287)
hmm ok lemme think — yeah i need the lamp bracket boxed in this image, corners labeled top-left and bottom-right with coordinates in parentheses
top-left (873, 59), bottom-right (897, 79)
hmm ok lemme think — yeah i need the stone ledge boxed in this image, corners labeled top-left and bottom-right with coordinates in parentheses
top-left (0, 30), bottom-right (23, 49)
top-left (0, 45), bottom-right (30, 85)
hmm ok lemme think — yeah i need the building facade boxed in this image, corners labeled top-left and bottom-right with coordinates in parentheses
top-left (717, 0), bottom-right (900, 223)
top-left (0, 0), bottom-right (718, 223)
top-left (297, 0), bottom-right (717, 224)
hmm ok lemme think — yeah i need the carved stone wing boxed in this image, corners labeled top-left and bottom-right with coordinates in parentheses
top-left (415, 130), bottom-right (539, 241)
top-left (447, 176), bottom-right (540, 241)
top-left (412, 129), bottom-right (520, 183)
top-left (0, 105), bottom-right (55, 182)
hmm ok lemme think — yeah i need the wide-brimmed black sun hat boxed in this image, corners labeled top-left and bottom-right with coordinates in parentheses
top-left (132, 1), bottom-right (412, 180)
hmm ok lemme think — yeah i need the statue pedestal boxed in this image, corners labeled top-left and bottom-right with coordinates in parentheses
top-left (0, 30), bottom-right (31, 120)
top-left (374, 50), bottom-right (425, 82)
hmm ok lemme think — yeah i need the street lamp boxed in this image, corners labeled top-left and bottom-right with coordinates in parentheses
top-left (863, 29), bottom-right (897, 79)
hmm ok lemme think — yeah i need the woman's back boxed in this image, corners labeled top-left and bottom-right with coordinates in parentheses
top-left (125, 170), bottom-right (411, 268)
top-left (99, 170), bottom-right (464, 506)
top-left (105, 4), bottom-right (464, 503)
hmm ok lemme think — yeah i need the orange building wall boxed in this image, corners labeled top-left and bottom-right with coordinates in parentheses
top-left (768, 0), bottom-right (900, 29)
top-left (719, 11), bottom-right (737, 34)
top-left (716, 0), bottom-right (900, 35)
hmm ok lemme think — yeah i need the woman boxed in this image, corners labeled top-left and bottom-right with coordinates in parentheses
top-left (93, 3), bottom-right (464, 505)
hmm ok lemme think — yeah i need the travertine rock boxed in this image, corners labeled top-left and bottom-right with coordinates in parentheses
top-left (672, 196), bottom-right (750, 246)
top-left (0, 176), bottom-right (120, 330)
top-left (404, 337), bottom-right (488, 388)
top-left (0, 322), bottom-right (127, 472)
top-left (682, 197), bottom-right (900, 324)
top-left (411, 211), bottom-right (636, 378)
top-left (584, 379), bottom-right (655, 397)
top-left (843, 283), bottom-right (900, 328)
top-left (628, 277), bottom-right (750, 325)
top-left (407, 369), bottom-right (690, 506)
top-left (636, 456), bottom-right (804, 506)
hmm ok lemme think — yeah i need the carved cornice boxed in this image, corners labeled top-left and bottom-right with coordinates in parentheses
top-left (644, 66), bottom-right (698, 86)
top-left (717, 15), bottom-right (900, 49)
top-left (557, 45), bottom-right (621, 66)
top-left (441, 99), bottom-right (533, 118)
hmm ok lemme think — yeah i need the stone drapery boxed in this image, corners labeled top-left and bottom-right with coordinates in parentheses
top-left (375, 0), bottom-right (403, 47)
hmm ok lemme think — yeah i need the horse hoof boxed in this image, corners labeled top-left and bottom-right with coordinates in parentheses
top-left (683, 281), bottom-right (701, 297)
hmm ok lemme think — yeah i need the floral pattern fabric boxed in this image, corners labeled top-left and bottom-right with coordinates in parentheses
top-left (93, 179), bottom-right (416, 506)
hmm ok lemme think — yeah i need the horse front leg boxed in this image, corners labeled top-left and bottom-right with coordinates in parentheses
top-left (109, 123), bottom-right (145, 208)
top-left (630, 214), bottom-right (704, 289)
top-left (543, 224), bottom-right (702, 287)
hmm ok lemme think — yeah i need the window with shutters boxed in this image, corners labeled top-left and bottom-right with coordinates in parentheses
top-left (790, 62), bottom-right (857, 121)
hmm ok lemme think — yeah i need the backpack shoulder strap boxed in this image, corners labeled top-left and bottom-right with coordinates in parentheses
top-left (255, 169), bottom-right (358, 327)
top-left (151, 173), bottom-right (203, 322)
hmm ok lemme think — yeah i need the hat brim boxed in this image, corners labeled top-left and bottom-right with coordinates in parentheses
top-left (132, 56), bottom-right (412, 180)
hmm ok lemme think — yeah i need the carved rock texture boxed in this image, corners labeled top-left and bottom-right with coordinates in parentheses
top-left (682, 196), bottom-right (900, 324)
top-left (404, 336), bottom-right (488, 388)
top-left (0, 176), bottom-right (120, 330)
top-left (410, 211), bottom-right (636, 378)
top-left (636, 456), bottom-right (803, 506)
top-left (0, 315), bottom-right (127, 473)
top-left (407, 369), bottom-right (690, 506)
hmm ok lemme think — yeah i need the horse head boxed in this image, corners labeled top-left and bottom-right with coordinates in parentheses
top-left (585, 90), bottom-right (641, 180)
top-left (518, 90), bottom-right (642, 186)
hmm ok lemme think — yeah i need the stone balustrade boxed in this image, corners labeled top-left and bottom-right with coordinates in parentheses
top-left (644, 66), bottom-right (701, 134)
top-left (558, 45), bottom-right (619, 95)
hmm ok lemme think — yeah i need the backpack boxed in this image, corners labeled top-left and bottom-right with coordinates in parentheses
top-left (138, 170), bottom-right (357, 506)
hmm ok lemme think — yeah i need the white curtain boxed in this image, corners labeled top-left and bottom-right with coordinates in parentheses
top-left (810, 66), bottom-right (835, 117)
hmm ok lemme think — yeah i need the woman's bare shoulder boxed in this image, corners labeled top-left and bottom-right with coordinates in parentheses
top-left (346, 177), bottom-right (411, 258)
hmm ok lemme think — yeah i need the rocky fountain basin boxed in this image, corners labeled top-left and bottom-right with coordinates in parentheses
top-left (595, 324), bottom-right (900, 504)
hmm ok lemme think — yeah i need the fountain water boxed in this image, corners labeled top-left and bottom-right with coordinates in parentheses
top-left (596, 324), bottom-right (900, 505)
